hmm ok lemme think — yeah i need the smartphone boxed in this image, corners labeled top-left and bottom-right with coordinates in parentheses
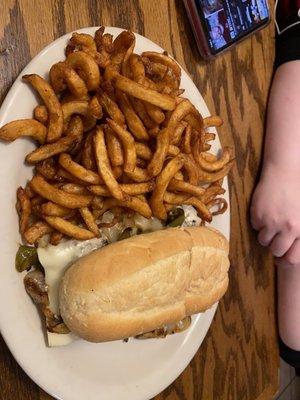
top-left (184, 0), bottom-right (270, 59)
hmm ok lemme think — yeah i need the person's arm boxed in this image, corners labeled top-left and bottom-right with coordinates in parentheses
top-left (251, 60), bottom-right (300, 262)
top-left (251, 11), bottom-right (300, 351)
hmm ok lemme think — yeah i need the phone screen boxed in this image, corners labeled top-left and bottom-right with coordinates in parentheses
top-left (195, 0), bottom-right (269, 54)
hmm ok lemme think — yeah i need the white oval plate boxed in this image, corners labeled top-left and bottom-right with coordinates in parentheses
top-left (0, 27), bottom-right (230, 400)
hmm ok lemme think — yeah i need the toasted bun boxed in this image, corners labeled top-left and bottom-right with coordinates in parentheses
top-left (59, 226), bottom-right (229, 342)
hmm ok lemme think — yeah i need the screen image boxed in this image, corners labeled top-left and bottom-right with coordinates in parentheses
top-left (196, 0), bottom-right (269, 53)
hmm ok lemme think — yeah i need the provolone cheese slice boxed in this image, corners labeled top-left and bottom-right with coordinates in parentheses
top-left (37, 237), bottom-right (106, 346)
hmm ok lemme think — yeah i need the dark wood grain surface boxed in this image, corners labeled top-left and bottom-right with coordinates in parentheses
top-left (0, 1), bottom-right (278, 399)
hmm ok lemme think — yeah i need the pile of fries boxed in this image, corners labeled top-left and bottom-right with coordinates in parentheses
top-left (0, 28), bottom-right (233, 246)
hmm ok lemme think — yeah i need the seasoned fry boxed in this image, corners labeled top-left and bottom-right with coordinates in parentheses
top-left (168, 179), bottom-right (205, 198)
top-left (121, 39), bottom-right (136, 78)
top-left (148, 126), bottom-right (160, 137)
top-left (50, 231), bottom-right (64, 245)
top-left (88, 182), bottom-right (154, 197)
top-left (135, 143), bottom-right (153, 160)
top-left (30, 196), bottom-right (44, 216)
top-left (30, 195), bottom-right (44, 210)
top-left (204, 132), bottom-right (216, 142)
top-left (89, 48), bottom-right (111, 68)
top-left (55, 167), bottom-right (88, 184)
top-left (197, 161), bottom-right (234, 183)
top-left (148, 100), bottom-right (197, 177)
top-left (159, 85), bottom-right (173, 95)
top-left (103, 63), bottom-right (120, 82)
top-left (115, 75), bottom-right (176, 111)
top-left (0, 119), bottom-right (47, 144)
top-left (171, 121), bottom-right (187, 145)
top-left (203, 115), bottom-right (223, 128)
top-left (24, 221), bottom-right (53, 244)
top-left (203, 143), bottom-right (211, 152)
top-left (66, 51), bottom-right (100, 91)
top-left (95, 27), bottom-right (113, 53)
top-left (141, 52), bottom-right (181, 78)
top-left (97, 90), bottom-right (126, 126)
top-left (30, 175), bottom-right (92, 208)
top-left (88, 96), bottom-right (103, 118)
top-left (129, 54), bottom-right (145, 83)
top-left (125, 167), bottom-right (151, 182)
top-left (167, 145), bottom-right (180, 157)
top-left (184, 112), bottom-right (203, 132)
top-left (143, 78), bottom-right (165, 124)
top-left (26, 116), bottom-right (83, 163)
top-left (82, 131), bottom-right (97, 171)
top-left (116, 90), bottom-right (149, 140)
top-left (142, 56), bottom-right (168, 79)
top-left (25, 183), bottom-right (35, 198)
top-left (111, 30), bottom-right (135, 65)
top-left (93, 127), bottom-right (125, 200)
top-left (101, 196), bottom-right (152, 219)
top-left (61, 92), bottom-right (90, 104)
top-left (70, 32), bottom-right (97, 52)
top-left (65, 42), bottom-right (75, 57)
top-left (201, 185), bottom-right (225, 204)
top-left (174, 171), bottom-right (184, 180)
top-left (182, 154), bottom-right (198, 185)
top-left (163, 191), bottom-right (189, 204)
top-left (79, 207), bottom-right (100, 237)
top-left (144, 101), bottom-right (165, 124)
top-left (44, 216), bottom-right (95, 240)
top-left (168, 99), bottom-right (197, 129)
top-left (41, 202), bottom-right (72, 217)
top-left (107, 119), bottom-right (136, 173)
top-left (196, 147), bottom-right (232, 172)
top-left (183, 197), bottom-right (212, 222)
top-left (164, 203), bottom-right (175, 212)
top-left (23, 74), bottom-right (63, 142)
top-left (36, 158), bottom-right (57, 180)
top-left (62, 101), bottom-right (96, 132)
top-left (150, 155), bottom-right (185, 219)
top-left (93, 29), bottom-right (112, 66)
top-left (16, 187), bottom-right (31, 234)
top-left (61, 183), bottom-right (89, 195)
top-left (147, 128), bottom-right (169, 177)
top-left (181, 125), bottom-right (192, 154)
top-left (104, 125), bottom-right (124, 167)
top-left (102, 33), bottom-right (114, 53)
top-left (130, 97), bottom-right (156, 129)
top-left (49, 61), bottom-right (88, 98)
top-left (59, 153), bottom-right (102, 184)
top-left (33, 105), bottom-right (48, 125)
top-left (191, 135), bottom-right (203, 166)
top-left (159, 67), bottom-right (180, 90)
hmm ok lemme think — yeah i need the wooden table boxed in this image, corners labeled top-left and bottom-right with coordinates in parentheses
top-left (0, 1), bottom-right (278, 399)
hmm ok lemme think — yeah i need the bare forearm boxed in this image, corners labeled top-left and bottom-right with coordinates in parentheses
top-left (263, 60), bottom-right (300, 174)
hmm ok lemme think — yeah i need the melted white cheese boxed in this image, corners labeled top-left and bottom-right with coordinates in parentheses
top-left (37, 237), bottom-right (106, 315)
top-left (182, 205), bottom-right (201, 227)
top-left (37, 237), bottom-right (106, 347)
top-left (47, 331), bottom-right (78, 347)
top-left (133, 214), bottom-right (163, 232)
